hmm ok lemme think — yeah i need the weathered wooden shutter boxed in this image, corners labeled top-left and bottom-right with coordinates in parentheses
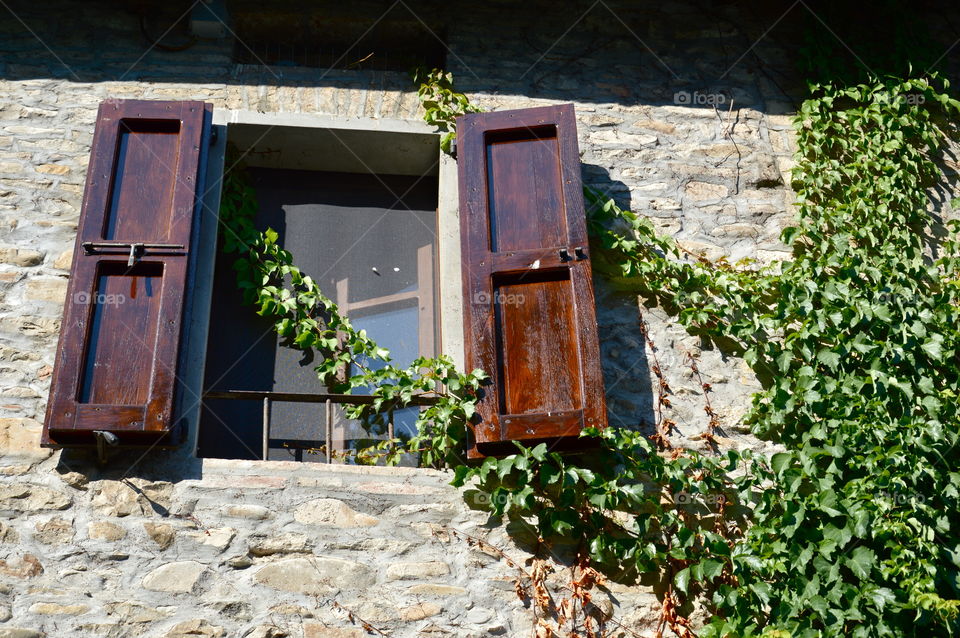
top-left (43, 100), bottom-right (211, 447)
top-left (457, 104), bottom-right (606, 457)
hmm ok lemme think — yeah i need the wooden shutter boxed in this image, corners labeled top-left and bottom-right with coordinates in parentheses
top-left (457, 104), bottom-right (606, 457)
top-left (42, 100), bottom-right (212, 447)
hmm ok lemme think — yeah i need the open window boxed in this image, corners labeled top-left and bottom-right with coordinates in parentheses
top-left (41, 99), bottom-right (607, 461)
top-left (197, 122), bottom-right (441, 462)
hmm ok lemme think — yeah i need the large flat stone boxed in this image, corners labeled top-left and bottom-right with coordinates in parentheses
top-left (164, 619), bottom-right (223, 637)
top-left (248, 532), bottom-right (312, 556)
top-left (28, 602), bottom-right (89, 615)
top-left (303, 627), bottom-right (363, 638)
top-left (254, 557), bottom-right (375, 594)
top-left (90, 479), bottom-right (172, 517)
top-left (33, 517), bottom-right (73, 544)
top-left (385, 561), bottom-right (450, 581)
top-left (0, 418), bottom-right (50, 462)
top-left (0, 484), bottom-right (69, 512)
top-left (143, 522), bottom-right (175, 550)
top-left (406, 584), bottom-right (467, 596)
top-left (142, 561), bottom-right (206, 593)
top-left (400, 602), bottom-right (441, 621)
top-left (293, 498), bottom-right (378, 527)
top-left (223, 504), bottom-right (271, 520)
top-left (0, 554), bottom-right (42, 579)
top-left (188, 526), bottom-right (235, 552)
top-left (103, 601), bottom-right (175, 623)
top-left (87, 521), bottom-right (126, 541)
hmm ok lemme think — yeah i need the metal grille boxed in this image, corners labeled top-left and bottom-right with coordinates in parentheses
top-left (201, 391), bottom-right (438, 463)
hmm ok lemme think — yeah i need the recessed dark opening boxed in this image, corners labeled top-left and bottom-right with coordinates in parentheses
top-left (231, 16), bottom-right (447, 71)
top-left (484, 125), bottom-right (558, 145)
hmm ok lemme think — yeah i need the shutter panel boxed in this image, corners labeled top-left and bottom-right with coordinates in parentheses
top-left (42, 100), bottom-right (211, 447)
top-left (457, 104), bottom-right (607, 457)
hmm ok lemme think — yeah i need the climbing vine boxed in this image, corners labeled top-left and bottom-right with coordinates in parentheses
top-left (410, 68), bottom-right (960, 636)
top-left (217, 64), bottom-right (960, 636)
top-left (584, 75), bottom-right (960, 637)
top-left (412, 67), bottom-right (482, 153)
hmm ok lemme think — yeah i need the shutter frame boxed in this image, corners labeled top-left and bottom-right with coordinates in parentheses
top-left (456, 103), bottom-right (607, 457)
top-left (42, 99), bottom-right (212, 447)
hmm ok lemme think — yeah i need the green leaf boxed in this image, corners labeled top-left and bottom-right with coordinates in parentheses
top-left (701, 559), bottom-right (725, 582)
top-left (674, 567), bottom-right (692, 595)
top-left (846, 546), bottom-right (876, 580)
top-left (771, 452), bottom-right (793, 474)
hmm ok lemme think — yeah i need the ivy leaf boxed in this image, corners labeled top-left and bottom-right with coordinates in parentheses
top-left (771, 452), bottom-right (793, 474)
top-left (674, 567), bottom-right (692, 595)
top-left (701, 559), bottom-right (725, 582)
top-left (496, 457), bottom-right (515, 479)
top-left (863, 585), bottom-right (896, 609)
top-left (530, 443), bottom-right (548, 462)
top-left (749, 582), bottom-right (772, 606)
top-left (846, 546), bottom-right (876, 580)
top-left (921, 337), bottom-right (944, 360)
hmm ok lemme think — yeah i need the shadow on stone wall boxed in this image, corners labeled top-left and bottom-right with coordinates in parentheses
top-left (2, 0), bottom-right (959, 115)
top-left (580, 164), bottom-right (658, 437)
top-left (0, 0), bottom-right (814, 112)
top-left (927, 118), bottom-right (960, 257)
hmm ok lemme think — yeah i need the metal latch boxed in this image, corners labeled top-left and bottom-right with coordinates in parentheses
top-left (82, 242), bottom-right (185, 267)
top-left (559, 247), bottom-right (588, 262)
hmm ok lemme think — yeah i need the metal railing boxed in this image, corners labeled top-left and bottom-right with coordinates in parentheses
top-left (202, 390), bottom-right (440, 462)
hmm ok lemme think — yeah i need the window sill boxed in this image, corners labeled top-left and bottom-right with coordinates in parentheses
top-left (199, 456), bottom-right (451, 480)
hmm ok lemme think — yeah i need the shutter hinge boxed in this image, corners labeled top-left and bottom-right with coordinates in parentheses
top-left (450, 137), bottom-right (457, 159)
top-left (92, 430), bottom-right (119, 465)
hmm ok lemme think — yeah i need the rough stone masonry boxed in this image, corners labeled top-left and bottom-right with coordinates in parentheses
top-left (1, 1), bottom-right (958, 637)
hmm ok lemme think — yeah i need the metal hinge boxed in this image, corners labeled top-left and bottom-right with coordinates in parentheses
top-left (82, 241), bottom-right (185, 267)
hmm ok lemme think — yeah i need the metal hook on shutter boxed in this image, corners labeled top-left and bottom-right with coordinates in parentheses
top-left (82, 241), bottom-right (185, 267)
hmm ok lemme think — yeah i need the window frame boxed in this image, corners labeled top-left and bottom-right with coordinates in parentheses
top-left (180, 109), bottom-right (464, 461)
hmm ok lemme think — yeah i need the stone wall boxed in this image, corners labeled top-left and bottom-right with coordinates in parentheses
top-left (3, 451), bottom-right (671, 638)
top-left (1, 1), bottom-right (957, 636)
top-left (0, 0), bottom-right (810, 454)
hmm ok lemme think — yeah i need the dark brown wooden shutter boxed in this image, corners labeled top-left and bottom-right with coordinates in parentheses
top-left (457, 104), bottom-right (607, 457)
top-left (42, 100), bottom-right (212, 447)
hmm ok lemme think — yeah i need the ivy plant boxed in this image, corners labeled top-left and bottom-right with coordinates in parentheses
top-left (412, 67), bottom-right (482, 153)
top-left (216, 67), bottom-right (960, 637)
top-left (414, 69), bottom-right (960, 636)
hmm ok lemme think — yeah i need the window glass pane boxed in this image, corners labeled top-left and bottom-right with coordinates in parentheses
top-left (353, 302), bottom-right (421, 370)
